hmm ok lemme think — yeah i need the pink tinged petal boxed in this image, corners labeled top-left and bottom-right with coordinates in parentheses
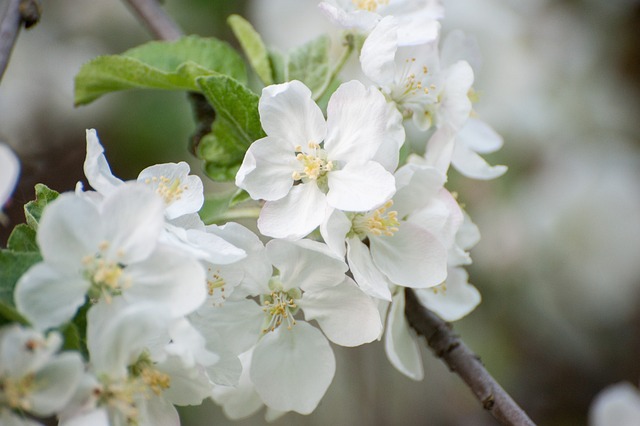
top-left (422, 124), bottom-right (457, 176)
top-left (324, 81), bottom-right (388, 162)
top-left (0, 144), bottom-right (19, 208)
top-left (266, 239), bottom-right (347, 292)
top-left (251, 322), bottom-right (335, 414)
top-left (393, 164), bottom-right (446, 218)
top-left (137, 162), bottom-right (204, 219)
top-left (414, 267), bottom-right (481, 322)
top-left (15, 263), bottom-right (88, 331)
top-left (373, 101), bottom-right (405, 173)
top-left (384, 290), bottom-right (424, 380)
top-left (439, 61), bottom-right (474, 130)
top-left (192, 300), bottom-right (264, 356)
top-left (235, 137), bottom-right (297, 201)
top-left (259, 81), bottom-right (326, 147)
top-left (83, 129), bottom-right (123, 196)
top-left (211, 350), bottom-right (264, 420)
top-left (300, 277), bottom-right (382, 347)
top-left (124, 246), bottom-right (206, 318)
top-left (258, 183), bottom-right (328, 239)
top-left (590, 382), bottom-right (640, 426)
top-left (28, 352), bottom-right (85, 416)
top-left (37, 193), bottom-right (103, 271)
top-left (346, 237), bottom-right (392, 301)
top-left (452, 142), bottom-right (507, 180)
top-left (370, 222), bottom-right (448, 288)
top-left (319, 209), bottom-right (351, 259)
top-left (101, 184), bottom-right (165, 264)
top-left (360, 16), bottom-right (399, 88)
top-left (327, 161), bottom-right (395, 212)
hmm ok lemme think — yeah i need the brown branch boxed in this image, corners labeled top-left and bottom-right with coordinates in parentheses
top-left (404, 288), bottom-right (536, 426)
top-left (121, 0), bottom-right (183, 41)
top-left (0, 0), bottom-right (41, 83)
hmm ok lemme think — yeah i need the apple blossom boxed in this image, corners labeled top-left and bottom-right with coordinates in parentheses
top-left (0, 143), bottom-right (19, 216)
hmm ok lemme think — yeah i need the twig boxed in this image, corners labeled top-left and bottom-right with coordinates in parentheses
top-left (0, 0), bottom-right (40, 83)
top-left (122, 0), bottom-right (183, 41)
top-left (404, 288), bottom-right (536, 426)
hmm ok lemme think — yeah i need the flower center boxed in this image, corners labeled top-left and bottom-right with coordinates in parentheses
top-left (84, 241), bottom-right (131, 303)
top-left (1, 373), bottom-right (36, 411)
top-left (206, 267), bottom-right (227, 306)
top-left (352, 200), bottom-right (400, 238)
top-left (144, 176), bottom-right (187, 205)
top-left (292, 142), bottom-right (334, 182)
top-left (392, 58), bottom-right (437, 113)
top-left (352, 0), bottom-right (389, 12)
top-left (261, 279), bottom-right (301, 333)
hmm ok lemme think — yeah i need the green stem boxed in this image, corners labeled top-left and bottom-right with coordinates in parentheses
top-left (206, 207), bottom-right (261, 224)
top-left (313, 32), bottom-right (355, 101)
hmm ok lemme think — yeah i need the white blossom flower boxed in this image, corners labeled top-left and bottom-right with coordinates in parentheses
top-left (321, 164), bottom-right (461, 300)
top-left (0, 143), bottom-right (19, 217)
top-left (236, 79), bottom-right (402, 239)
top-left (194, 238), bottom-right (382, 415)
top-left (360, 17), bottom-right (474, 132)
top-left (590, 382), bottom-right (640, 426)
top-left (319, 0), bottom-right (444, 45)
top-left (0, 325), bottom-right (84, 420)
top-left (60, 303), bottom-right (214, 426)
top-left (14, 184), bottom-right (207, 330)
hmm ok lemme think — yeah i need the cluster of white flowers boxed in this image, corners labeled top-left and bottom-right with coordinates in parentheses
top-left (2, 0), bottom-right (506, 424)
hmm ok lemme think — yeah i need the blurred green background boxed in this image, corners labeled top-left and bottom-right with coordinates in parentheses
top-left (1, 0), bottom-right (640, 425)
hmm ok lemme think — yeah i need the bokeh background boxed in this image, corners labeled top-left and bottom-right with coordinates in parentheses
top-left (1, 0), bottom-right (640, 424)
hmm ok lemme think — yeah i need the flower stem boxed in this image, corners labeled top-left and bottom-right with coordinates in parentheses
top-left (313, 32), bottom-right (355, 101)
top-left (404, 288), bottom-right (536, 425)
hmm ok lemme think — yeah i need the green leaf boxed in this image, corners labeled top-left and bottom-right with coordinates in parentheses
top-left (230, 189), bottom-right (251, 207)
top-left (286, 35), bottom-right (331, 97)
top-left (196, 74), bottom-right (265, 181)
top-left (269, 50), bottom-right (286, 84)
top-left (24, 184), bottom-right (59, 230)
top-left (7, 224), bottom-right (38, 252)
top-left (0, 250), bottom-right (41, 323)
top-left (75, 36), bottom-right (247, 105)
top-left (228, 14), bottom-right (273, 85)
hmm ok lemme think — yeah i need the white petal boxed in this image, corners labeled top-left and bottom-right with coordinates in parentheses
top-left (440, 30), bottom-right (482, 72)
top-left (407, 189), bottom-right (463, 248)
top-left (0, 144), bottom-right (20, 208)
top-left (360, 16), bottom-right (398, 88)
top-left (15, 263), bottom-right (88, 331)
top-left (211, 350), bottom-right (264, 420)
top-left (422, 124), bottom-right (457, 176)
top-left (317, 2), bottom-right (379, 32)
top-left (124, 245), bottom-right (206, 318)
top-left (59, 408), bottom-right (110, 426)
top-left (181, 227), bottom-right (246, 265)
top-left (396, 13), bottom-right (441, 46)
top-left (327, 161), bottom-right (395, 212)
top-left (266, 239), bottom-right (347, 292)
top-left (319, 209), bottom-right (351, 259)
top-left (191, 300), bottom-right (263, 356)
top-left (29, 352), bottom-right (85, 416)
top-left (414, 267), bottom-right (481, 322)
top-left (324, 80), bottom-right (388, 162)
top-left (235, 136), bottom-right (296, 201)
top-left (458, 118), bottom-right (504, 153)
top-left (156, 356), bottom-right (212, 405)
top-left (258, 183), bottom-right (328, 239)
top-left (137, 162), bottom-right (204, 219)
top-left (372, 101), bottom-right (405, 173)
top-left (101, 183), bottom-right (165, 264)
top-left (300, 277), bottom-right (382, 347)
top-left (590, 382), bottom-right (640, 426)
top-left (139, 395), bottom-right (180, 426)
top-left (438, 61), bottom-right (474, 130)
top-left (370, 222), bottom-right (448, 288)
top-left (384, 290), bottom-right (424, 380)
top-left (392, 164), bottom-right (446, 219)
top-left (346, 238), bottom-right (392, 301)
top-left (0, 326), bottom-right (61, 376)
top-left (259, 81), bottom-right (326, 147)
top-left (452, 142), bottom-right (507, 180)
top-left (37, 193), bottom-right (102, 271)
top-left (83, 129), bottom-right (123, 196)
top-left (251, 322), bottom-right (335, 414)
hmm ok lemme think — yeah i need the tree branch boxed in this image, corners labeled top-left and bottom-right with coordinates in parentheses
top-left (0, 0), bottom-right (40, 83)
top-left (404, 288), bottom-right (536, 426)
top-left (121, 0), bottom-right (183, 41)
